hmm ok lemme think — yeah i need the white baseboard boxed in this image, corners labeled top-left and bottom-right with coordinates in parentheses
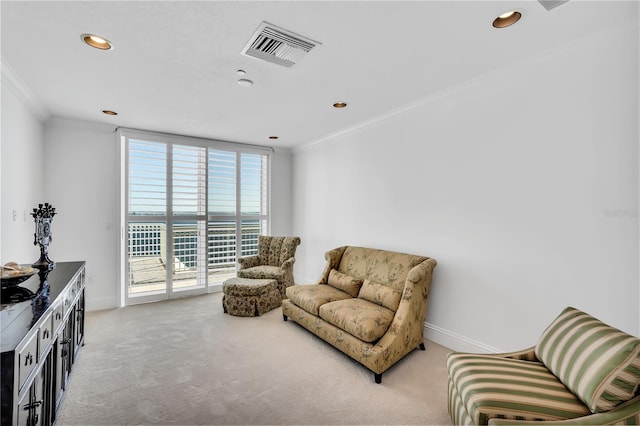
top-left (424, 322), bottom-right (503, 354)
top-left (86, 297), bottom-right (117, 312)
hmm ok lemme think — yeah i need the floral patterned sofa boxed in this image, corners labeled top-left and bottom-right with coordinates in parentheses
top-left (281, 245), bottom-right (437, 383)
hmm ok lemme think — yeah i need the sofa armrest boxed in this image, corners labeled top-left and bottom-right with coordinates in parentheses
top-left (488, 395), bottom-right (640, 425)
top-left (315, 246), bottom-right (348, 284)
top-left (372, 258), bottom-right (437, 370)
top-left (238, 255), bottom-right (260, 270)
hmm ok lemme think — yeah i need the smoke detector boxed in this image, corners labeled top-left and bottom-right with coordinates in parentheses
top-left (241, 21), bottom-right (320, 68)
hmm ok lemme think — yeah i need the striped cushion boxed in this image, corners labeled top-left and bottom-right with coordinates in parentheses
top-left (448, 376), bottom-right (474, 426)
top-left (447, 353), bottom-right (591, 424)
top-left (535, 307), bottom-right (640, 413)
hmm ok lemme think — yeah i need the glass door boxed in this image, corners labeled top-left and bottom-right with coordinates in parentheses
top-left (170, 145), bottom-right (208, 295)
top-left (126, 141), bottom-right (210, 303)
top-left (122, 130), bottom-right (271, 305)
top-left (127, 139), bottom-right (169, 303)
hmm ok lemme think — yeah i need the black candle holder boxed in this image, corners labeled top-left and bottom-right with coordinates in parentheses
top-left (32, 203), bottom-right (56, 269)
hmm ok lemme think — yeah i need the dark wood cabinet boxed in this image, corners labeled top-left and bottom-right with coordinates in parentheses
top-left (1, 262), bottom-right (85, 426)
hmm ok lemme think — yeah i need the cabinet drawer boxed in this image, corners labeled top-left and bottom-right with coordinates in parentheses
top-left (38, 312), bottom-right (54, 359)
top-left (52, 302), bottom-right (64, 333)
top-left (76, 273), bottom-right (84, 292)
top-left (64, 288), bottom-right (74, 311)
top-left (17, 332), bottom-right (38, 392)
top-left (69, 281), bottom-right (78, 301)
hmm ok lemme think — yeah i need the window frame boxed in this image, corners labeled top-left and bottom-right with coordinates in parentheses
top-left (118, 127), bottom-right (271, 307)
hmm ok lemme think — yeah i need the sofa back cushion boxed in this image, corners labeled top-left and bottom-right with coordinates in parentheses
top-left (358, 279), bottom-right (403, 312)
top-left (327, 269), bottom-right (363, 297)
top-left (535, 306), bottom-right (640, 413)
top-left (337, 246), bottom-right (427, 292)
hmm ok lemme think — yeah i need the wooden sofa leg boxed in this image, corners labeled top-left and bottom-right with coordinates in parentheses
top-left (283, 314), bottom-right (288, 321)
top-left (374, 373), bottom-right (382, 384)
top-left (419, 342), bottom-right (426, 350)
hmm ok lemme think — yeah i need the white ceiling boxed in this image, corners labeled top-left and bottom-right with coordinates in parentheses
top-left (1, 1), bottom-right (636, 149)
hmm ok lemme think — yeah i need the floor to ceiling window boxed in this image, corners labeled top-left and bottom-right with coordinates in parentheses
top-left (119, 129), bottom-right (270, 305)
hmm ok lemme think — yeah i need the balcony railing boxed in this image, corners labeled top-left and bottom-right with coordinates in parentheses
top-left (127, 221), bottom-right (261, 288)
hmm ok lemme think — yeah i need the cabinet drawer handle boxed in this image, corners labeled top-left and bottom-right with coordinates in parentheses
top-left (42, 329), bottom-right (50, 339)
top-left (23, 400), bottom-right (43, 410)
top-left (56, 312), bottom-right (62, 320)
top-left (24, 353), bottom-right (33, 366)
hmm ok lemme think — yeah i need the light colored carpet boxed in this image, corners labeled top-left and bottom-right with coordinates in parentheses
top-left (56, 292), bottom-right (453, 425)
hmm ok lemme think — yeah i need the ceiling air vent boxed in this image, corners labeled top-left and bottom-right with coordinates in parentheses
top-left (241, 21), bottom-right (320, 68)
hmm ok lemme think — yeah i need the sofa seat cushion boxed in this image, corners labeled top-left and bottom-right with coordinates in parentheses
top-left (447, 353), bottom-right (591, 425)
top-left (318, 298), bottom-right (395, 343)
top-left (238, 265), bottom-right (284, 281)
top-left (285, 284), bottom-right (352, 316)
top-left (535, 306), bottom-right (640, 413)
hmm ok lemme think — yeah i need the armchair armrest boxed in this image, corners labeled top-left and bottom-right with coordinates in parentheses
top-left (280, 257), bottom-right (296, 287)
top-left (238, 255), bottom-right (260, 270)
top-left (281, 256), bottom-right (296, 270)
top-left (488, 395), bottom-right (640, 425)
top-left (488, 346), bottom-right (539, 362)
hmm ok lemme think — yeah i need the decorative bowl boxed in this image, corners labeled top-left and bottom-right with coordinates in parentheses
top-left (1, 266), bottom-right (37, 287)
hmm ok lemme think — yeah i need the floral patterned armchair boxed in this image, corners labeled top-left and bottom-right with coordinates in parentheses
top-left (237, 236), bottom-right (301, 298)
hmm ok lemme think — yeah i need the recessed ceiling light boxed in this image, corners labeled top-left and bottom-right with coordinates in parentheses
top-left (102, 110), bottom-right (118, 116)
top-left (81, 33), bottom-right (113, 50)
top-left (492, 11), bottom-right (522, 28)
top-left (237, 69), bottom-right (247, 76)
top-left (333, 102), bottom-right (348, 108)
top-left (237, 78), bottom-right (254, 87)
top-left (269, 136), bottom-right (279, 140)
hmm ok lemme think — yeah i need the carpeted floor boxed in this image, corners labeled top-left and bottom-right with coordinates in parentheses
top-left (56, 292), bottom-right (453, 425)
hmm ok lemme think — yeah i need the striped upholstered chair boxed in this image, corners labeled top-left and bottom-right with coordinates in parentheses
top-left (447, 306), bottom-right (640, 425)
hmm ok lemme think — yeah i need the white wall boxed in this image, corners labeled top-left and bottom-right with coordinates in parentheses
top-left (43, 117), bottom-right (119, 311)
top-left (292, 23), bottom-right (639, 352)
top-left (270, 148), bottom-right (293, 236)
top-left (1, 66), bottom-right (46, 264)
top-left (42, 118), bottom-right (293, 310)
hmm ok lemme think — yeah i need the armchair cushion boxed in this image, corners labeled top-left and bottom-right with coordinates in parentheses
top-left (535, 306), bottom-right (640, 413)
top-left (327, 269), bottom-right (363, 297)
top-left (447, 353), bottom-right (591, 424)
top-left (237, 265), bottom-right (284, 281)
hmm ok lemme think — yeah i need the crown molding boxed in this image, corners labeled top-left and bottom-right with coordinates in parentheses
top-left (295, 20), bottom-right (637, 153)
top-left (1, 56), bottom-right (50, 122)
